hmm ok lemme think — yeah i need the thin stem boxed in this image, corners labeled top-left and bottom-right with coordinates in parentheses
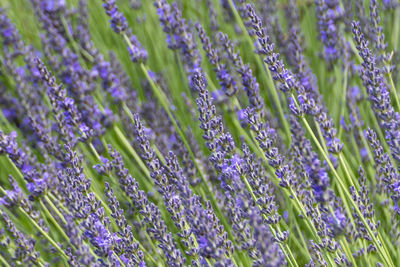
top-left (20, 207), bottom-right (68, 261)
top-left (38, 200), bottom-right (70, 244)
top-left (43, 195), bottom-right (67, 225)
top-left (88, 142), bottom-right (102, 161)
top-left (386, 70), bottom-right (400, 111)
top-left (0, 254), bottom-right (11, 267)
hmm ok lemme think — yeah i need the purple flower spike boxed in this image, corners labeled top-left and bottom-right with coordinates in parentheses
top-left (102, 0), bottom-right (128, 34)
top-left (315, 0), bottom-right (343, 64)
top-left (195, 23), bottom-right (238, 96)
top-left (102, 0), bottom-right (148, 63)
top-left (353, 21), bottom-right (400, 163)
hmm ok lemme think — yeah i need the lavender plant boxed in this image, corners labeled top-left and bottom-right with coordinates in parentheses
top-left (0, 0), bottom-right (400, 266)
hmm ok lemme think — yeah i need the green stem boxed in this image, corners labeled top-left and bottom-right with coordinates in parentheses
top-left (20, 207), bottom-right (68, 261)
top-left (0, 254), bottom-right (11, 267)
top-left (288, 219), bottom-right (311, 261)
top-left (386, 70), bottom-right (400, 111)
top-left (43, 195), bottom-right (67, 225)
top-left (38, 200), bottom-right (70, 244)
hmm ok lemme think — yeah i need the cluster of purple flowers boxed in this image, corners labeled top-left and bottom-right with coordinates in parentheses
top-left (0, 0), bottom-right (400, 266)
top-left (315, 0), bottom-right (344, 64)
top-left (103, 0), bottom-right (148, 63)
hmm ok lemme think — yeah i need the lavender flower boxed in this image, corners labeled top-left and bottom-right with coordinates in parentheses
top-left (349, 167), bottom-right (380, 250)
top-left (244, 108), bottom-right (292, 188)
top-left (95, 53), bottom-right (129, 102)
top-left (352, 21), bottom-right (400, 163)
top-left (290, 116), bottom-right (331, 203)
top-left (207, 0), bottom-right (219, 31)
top-left (0, 176), bottom-right (23, 208)
top-left (104, 182), bottom-right (145, 266)
top-left (126, 34), bottom-right (148, 63)
top-left (238, 144), bottom-right (280, 264)
top-left (0, 211), bottom-right (41, 265)
top-left (246, 3), bottom-right (343, 154)
top-left (369, 0), bottom-right (390, 67)
top-left (103, 145), bottom-right (185, 266)
top-left (163, 151), bottom-right (225, 264)
top-left (218, 32), bottom-right (266, 119)
top-left (285, 25), bottom-right (320, 104)
top-left (63, 214), bottom-right (96, 265)
top-left (83, 213), bottom-right (116, 257)
top-left (154, 0), bottom-right (202, 74)
top-left (191, 71), bottom-right (285, 263)
top-left (102, 0), bottom-right (148, 63)
top-left (36, 58), bottom-right (91, 142)
top-left (247, 5), bottom-right (296, 94)
top-left (314, 0), bottom-right (343, 64)
top-left (102, 0), bottom-right (128, 34)
top-left (58, 144), bottom-right (95, 220)
top-left (195, 23), bottom-right (238, 96)
top-left (0, 8), bottom-right (24, 52)
top-left (170, 133), bottom-right (202, 187)
top-left (0, 131), bottom-right (47, 197)
top-left (366, 128), bottom-right (400, 214)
